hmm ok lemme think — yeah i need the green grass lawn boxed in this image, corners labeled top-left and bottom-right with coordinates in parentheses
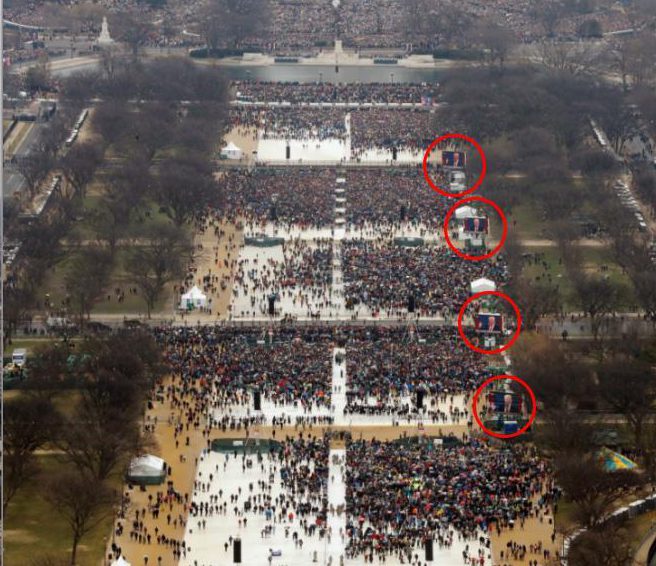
top-left (522, 245), bottom-right (574, 307)
top-left (38, 244), bottom-right (175, 318)
top-left (522, 245), bottom-right (636, 310)
top-left (4, 455), bottom-right (118, 566)
top-left (508, 203), bottom-right (548, 241)
top-left (554, 499), bottom-right (577, 533)
top-left (67, 196), bottom-right (176, 243)
top-left (91, 248), bottom-right (173, 315)
top-left (4, 389), bottom-right (83, 421)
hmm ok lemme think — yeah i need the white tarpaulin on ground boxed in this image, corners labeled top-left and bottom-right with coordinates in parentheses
top-left (220, 141), bottom-right (243, 160)
top-left (455, 205), bottom-right (478, 219)
top-left (111, 557), bottom-right (131, 566)
top-left (180, 286), bottom-right (207, 309)
top-left (470, 278), bottom-right (496, 294)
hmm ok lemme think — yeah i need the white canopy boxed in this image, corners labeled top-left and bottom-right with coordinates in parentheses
top-left (180, 286), bottom-right (207, 309)
top-left (455, 205), bottom-right (478, 219)
top-left (128, 454), bottom-right (165, 478)
top-left (470, 278), bottom-right (496, 294)
top-left (220, 141), bottom-right (243, 159)
top-left (111, 557), bottom-right (131, 566)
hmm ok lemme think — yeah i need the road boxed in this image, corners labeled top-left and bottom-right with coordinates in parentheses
top-left (2, 118), bottom-right (45, 198)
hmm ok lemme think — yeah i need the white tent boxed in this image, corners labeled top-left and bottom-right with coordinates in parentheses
top-left (455, 205), bottom-right (478, 219)
top-left (180, 286), bottom-right (207, 310)
top-left (127, 454), bottom-right (166, 484)
top-left (220, 141), bottom-right (243, 160)
top-left (470, 278), bottom-right (496, 294)
top-left (111, 557), bottom-right (131, 566)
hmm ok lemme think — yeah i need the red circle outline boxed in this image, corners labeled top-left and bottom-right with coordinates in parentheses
top-left (472, 375), bottom-right (537, 439)
top-left (443, 196), bottom-right (508, 261)
top-left (422, 133), bottom-right (487, 198)
top-left (457, 291), bottom-right (522, 355)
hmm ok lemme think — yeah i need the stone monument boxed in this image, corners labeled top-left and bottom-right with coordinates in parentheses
top-left (97, 16), bottom-right (114, 45)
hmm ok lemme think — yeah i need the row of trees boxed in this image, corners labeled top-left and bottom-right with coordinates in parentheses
top-left (72, 58), bottom-right (226, 320)
top-left (515, 334), bottom-right (655, 564)
top-left (439, 64), bottom-right (656, 339)
top-left (59, 58), bottom-right (227, 323)
top-left (4, 331), bottom-right (163, 565)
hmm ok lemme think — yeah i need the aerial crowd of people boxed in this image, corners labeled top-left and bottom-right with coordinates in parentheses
top-left (234, 81), bottom-right (440, 105)
top-left (345, 327), bottom-right (488, 419)
top-left (121, 76), bottom-right (547, 566)
top-left (341, 240), bottom-right (508, 317)
top-left (345, 437), bottom-right (559, 563)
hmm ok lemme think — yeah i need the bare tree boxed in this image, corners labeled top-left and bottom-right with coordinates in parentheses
top-left (38, 114), bottom-right (70, 159)
top-left (200, 0), bottom-right (271, 50)
top-left (572, 273), bottom-right (623, 342)
top-left (64, 247), bottom-right (113, 328)
top-left (93, 101), bottom-right (131, 145)
top-left (513, 278), bottom-right (563, 330)
top-left (60, 401), bottom-right (145, 481)
top-left (60, 142), bottom-right (104, 200)
top-left (597, 358), bottom-right (656, 447)
top-left (125, 223), bottom-right (191, 317)
top-left (110, 12), bottom-right (153, 57)
top-left (568, 523), bottom-right (634, 566)
top-left (60, 70), bottom-right (101, 105)
top-left (122, 104), bottom-right (175, 161)
top-left (513, 334), bottom-right (592, 412)
top-left (23, 342), bottom-right (77, 396)
top-left (555, 455), bottom-right (643, 527)
top-left (58, 332), bottom-right (161, 479)
top-left (538, 41), bottom-right (601, 76)
top-left (45, 471), bottom-right (117, 566)
top-left (25, 59), bottom-right (52, 93)
top-left (17, 153), bottom-right (54, 199)
top-left (4, 397), bottom-right (61, 512)
top-left (3, 284), bottom-right (35, 345)
top-left (99, 45), bottom-right (127, 81)
top-left (530, 0), bottom-right (566, 38)
top-left (624, 0), bottom-right (656, 33)
top-left (156, 155), bottom-right (219, 226)
top-left (65, 3), bottom-right (106, 35)
top-left (631, 269), bottom-right (656, 323)
top-left (473, 20), bottom-right (515, 69)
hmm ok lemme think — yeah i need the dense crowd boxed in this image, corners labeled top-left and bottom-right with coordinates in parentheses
top-left (339, 0), bottom-right (408, 48)
top-left (234, 81), bottom-right (439, 104)
top-left (341, 239), bottom-right (509, 316)
top-left (7, 0), bottom-right (634, 54)
top-left (345, 168), bottom-right (447, 228)
top-left (121, 319), bottom-right (560, 565)
top-left (230, 107), bottom-right (347, 141)
top-left (350, 107), bottom-right (431, 153)
top-left (345, 437), bottom-right (557, 562)
top-left (155, 326), bottom-right (333, 410)
top-left (221, 168), bottom-right (335, 228)
top-left (467, 0), bottom-right (632, 42)
top-left (218, 168), bottom-right (450, 230)
top-left (346, 327), bottom-right (487, 416)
